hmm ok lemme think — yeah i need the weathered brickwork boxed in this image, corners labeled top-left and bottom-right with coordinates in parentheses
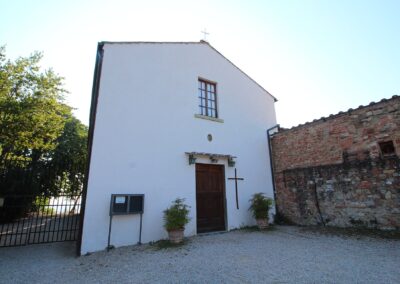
top-left (272, 96), bottom-right (400, 230)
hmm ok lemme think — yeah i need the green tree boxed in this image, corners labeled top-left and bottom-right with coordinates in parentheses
top-left (0, 46), bottom-right (87, 198)
top-left (0, 46), bottom-right (69, 165)
top-left (43, 116), bottom-right (88, 196)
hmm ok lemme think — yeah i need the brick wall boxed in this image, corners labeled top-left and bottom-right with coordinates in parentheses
top-left (271, 96), bottom-right (400, 230)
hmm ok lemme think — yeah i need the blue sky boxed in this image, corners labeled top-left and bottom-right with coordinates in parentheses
top-left (1, 0), bottom-right (399, 127)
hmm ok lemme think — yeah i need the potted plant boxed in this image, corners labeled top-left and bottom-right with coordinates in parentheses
top-left (249, 193), bottom-right (273, 230)
top-left (163, 198), bottom-right (190, 243)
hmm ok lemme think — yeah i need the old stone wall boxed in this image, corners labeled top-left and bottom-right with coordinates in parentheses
top-left (271, 96), bottom-right (400, 230)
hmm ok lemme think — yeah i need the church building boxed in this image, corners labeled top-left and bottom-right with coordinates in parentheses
top-left (80, 41), bottom-right (277, 254)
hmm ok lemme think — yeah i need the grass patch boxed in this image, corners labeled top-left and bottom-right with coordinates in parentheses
top-left (149, 239), bottom-right (189, 250)
top-left (300, 226), bottom-right (400, 240)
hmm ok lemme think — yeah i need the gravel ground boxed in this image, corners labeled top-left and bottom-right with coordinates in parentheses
top-left (0, 226), bottom-right (399, 283)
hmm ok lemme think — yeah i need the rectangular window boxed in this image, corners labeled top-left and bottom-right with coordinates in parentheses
top-left (198, 79), bottom-right (218, 118)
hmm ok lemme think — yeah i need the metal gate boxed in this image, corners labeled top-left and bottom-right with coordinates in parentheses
top-left (0, 194), bottom-right (81, 247)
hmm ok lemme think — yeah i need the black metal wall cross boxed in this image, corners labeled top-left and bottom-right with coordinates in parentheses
top-left (228, 168), bottom-right (244, 209)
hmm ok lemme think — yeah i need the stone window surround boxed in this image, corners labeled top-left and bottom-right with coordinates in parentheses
top-left (194, 114), bottom-right (224, 123)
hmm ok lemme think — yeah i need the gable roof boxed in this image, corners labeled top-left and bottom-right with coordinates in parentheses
top-left (100, 40), bottom-right (278, 102)
top-left (78, 42), bottom-right (277, 252)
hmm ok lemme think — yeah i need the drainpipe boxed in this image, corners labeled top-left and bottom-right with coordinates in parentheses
top-left (267, 124), bottom-right (280, 222)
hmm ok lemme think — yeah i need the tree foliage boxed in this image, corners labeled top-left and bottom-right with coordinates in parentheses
top-left (44, 116), bottom-right (88, 195)
top-left (0, 46), bottom-right (88, 198)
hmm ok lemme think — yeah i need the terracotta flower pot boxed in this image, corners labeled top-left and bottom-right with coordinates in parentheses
top-left (256, 218), bottom-right (269, 230)
top-left (168, 228), bottom-right (184, 243)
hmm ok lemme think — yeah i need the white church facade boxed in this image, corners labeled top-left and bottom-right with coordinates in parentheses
top-left (80, 41), bottom-right (277, 254)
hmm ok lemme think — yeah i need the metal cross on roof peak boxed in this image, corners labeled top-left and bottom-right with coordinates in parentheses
top-left (201, 29), bottom-right (210, 41)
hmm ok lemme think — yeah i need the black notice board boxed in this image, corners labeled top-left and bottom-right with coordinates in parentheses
top-left (129, 195), bottom-right (144, 213)
top-left (110, 194), bottom-right (144, 215)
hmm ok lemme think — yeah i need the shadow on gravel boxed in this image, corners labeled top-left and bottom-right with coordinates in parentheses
top-left (299, 226), bottom-right (400, 240)
top-left (234, 225), bottom-right (277, 233)
top-left (55, 241), bottom-right (78, 257)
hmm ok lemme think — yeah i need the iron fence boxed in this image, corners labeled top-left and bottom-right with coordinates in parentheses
top-left (0, 194), bottom-right (81, 247)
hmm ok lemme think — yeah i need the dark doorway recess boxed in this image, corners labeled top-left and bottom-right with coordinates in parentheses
top-left (196, 164), bottom-right (226, 233)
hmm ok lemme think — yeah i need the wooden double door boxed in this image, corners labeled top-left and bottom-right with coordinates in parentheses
top-left (196, 164), bottom-right (226, 233)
